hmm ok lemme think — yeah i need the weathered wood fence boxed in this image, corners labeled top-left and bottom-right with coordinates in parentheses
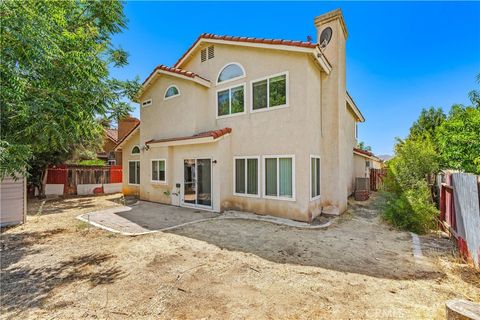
top-left (370, 168), bottom-right (387, 191)
top-left (438, 171), bottom-right (480, 270)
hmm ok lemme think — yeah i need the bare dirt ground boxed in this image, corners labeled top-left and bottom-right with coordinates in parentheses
top-left (1, 193), bottom-right (479, 319)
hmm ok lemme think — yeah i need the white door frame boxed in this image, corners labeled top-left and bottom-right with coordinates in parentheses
top-left (180, 157), bottom-right (213, 211)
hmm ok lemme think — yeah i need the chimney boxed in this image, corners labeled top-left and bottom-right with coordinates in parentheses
top-left (118, 116), bottom-right (140, 141)
top-left (314, 9), bottom-right (350, 213)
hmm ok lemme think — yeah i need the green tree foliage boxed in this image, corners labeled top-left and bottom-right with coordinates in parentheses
top-left (0, 0), bottom-right (140, 192)
top-left (436, 104), bottom-right (480, 174)
top-left (408, 107), bottom-right (446, 140)
top-left (382, 137), bottom-right (439, 234)
top-left (356, 141), bottom-right (372, 152)
top-left (390, 137), bottom-right (439, 188)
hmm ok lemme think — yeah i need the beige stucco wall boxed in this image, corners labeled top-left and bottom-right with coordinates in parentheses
top-left (121, 130), bottom-right (140, 196)
top-left (125, 12), bottom-right (359, 221)
top-left (353, 154), bottom-right (369, 180)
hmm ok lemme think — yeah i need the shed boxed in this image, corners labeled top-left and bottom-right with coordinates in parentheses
top-left (0, 175), bottom-right (27, 227)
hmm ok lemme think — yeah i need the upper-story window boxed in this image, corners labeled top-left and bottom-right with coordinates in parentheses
top-left (217, 63), bottom-right (245, 85)
top-left (164, 85), bottom-right (180, 100)
top-left (131, 145), bottom-right (140, 154)
top-left (251, 72), bottom-right (288, 112)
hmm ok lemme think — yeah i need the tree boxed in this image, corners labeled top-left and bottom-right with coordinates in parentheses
top-left (408, 107), bottom-right (446, 141)
top-left (357, 141), bottom-right (372, 152)
top-left (0, 0), bottom-right (140, 195)
top-left (436, 104), bottom-right (480, 174)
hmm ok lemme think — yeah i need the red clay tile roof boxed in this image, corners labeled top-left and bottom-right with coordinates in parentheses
top-left (353, 147), bottom-right (381, 160)
top-left (146, 128), bottom-right (232, 145)
top-left (105, 129), bottom-right (118, 142)
top-left (142, 64), bottom-right (210, 85)
top-left (174, 33), bottom-right (317, 67)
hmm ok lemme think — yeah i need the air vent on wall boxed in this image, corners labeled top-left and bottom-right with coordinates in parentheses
top-left (207, 45), bottom-right (215, 59)
top-left (201, 48), bottom-right (207, 62)
top-left (142, 99), bottom-right (152, 107)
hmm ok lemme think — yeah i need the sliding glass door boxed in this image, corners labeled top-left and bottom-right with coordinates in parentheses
top-left (183, 158), bottom-right (212, 208)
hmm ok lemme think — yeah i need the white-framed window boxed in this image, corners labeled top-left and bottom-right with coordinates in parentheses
top-left (310, 155), bottom-right (321, 200)
top-left (251, 72), bottom-right (289, 113)
top-left (131, 145), bottom-right (140, 155)
top-left (263, 155), bottom-right (295, 201)
top-left (108, 159), bottom-right (116, 166)
top-left (142, 99), bottom-right (152, 107)
top-left (164, 85), bottom-right (180, 100)
top-left (217, 63), bottom-right (245, 85)
top-left (233, 156), bottom-right (260, 197)
top-left (151, 159), bottom-right (166, 183)
top-left (128, 160), bottom-right (140, 185)
top-left (216, 83), bottom-right (245, 118)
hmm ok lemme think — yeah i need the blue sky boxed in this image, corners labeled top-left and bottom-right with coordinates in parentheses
top-left (110, 1), bottom-right (480, 155)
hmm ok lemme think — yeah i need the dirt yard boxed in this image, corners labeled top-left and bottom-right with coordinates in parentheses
top-left (1, 194), bottom-right (479, 319)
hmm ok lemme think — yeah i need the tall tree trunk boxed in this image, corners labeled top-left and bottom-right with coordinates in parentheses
top-left (39, 165), bottom-right (49, 198)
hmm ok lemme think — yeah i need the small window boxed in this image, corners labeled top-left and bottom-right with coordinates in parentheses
top-left (217, 63), bottom-right (245, 84)
top-left (234, 157), bottom-right (259, 197)
top-left (128, 161), bottom-right (140, 185)
top-left (366, 160), bottom-right (371, 168)
top-left (151, 159), bottom-right (166, 183)
top-left (264, 155), bottom-right (295, 200)
top-left (217, 84), bottom-right (245, 117)
top-left (310, 156), bottom-right (320, 200)
top-left (164, 85), bottom-right (180, 100)
top-left (108, 159), bottom-right (116, 166)
top-left (131, 145), bottom-right (140, 154)
top-left (252, 73), bottom-right (288, 112)
top-left (142, 99), bottom-right (152, 107)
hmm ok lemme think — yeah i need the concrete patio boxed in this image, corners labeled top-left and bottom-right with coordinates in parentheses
top-left (78, 200), bottom-right (335, 235)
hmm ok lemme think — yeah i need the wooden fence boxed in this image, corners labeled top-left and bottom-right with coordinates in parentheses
top-left (438, 171), bottom-right (480, 270)
top-left (370, 168), bottom-right (387, 191)
top-left (47, 164), bottom-right (122, 195)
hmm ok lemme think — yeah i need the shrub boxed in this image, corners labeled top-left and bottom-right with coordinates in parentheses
top-left (382, 180), bottom-right (438, 234)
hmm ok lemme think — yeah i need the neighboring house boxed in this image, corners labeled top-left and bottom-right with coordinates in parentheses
top-left (116, 9), bottom-right (366, 221)
top-left (353, 147), bottom-right (384, 179)
top-left (98, 116), bottom-right (140, 165)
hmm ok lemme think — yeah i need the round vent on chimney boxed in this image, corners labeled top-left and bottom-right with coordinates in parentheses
top-left (319, 27), bottom-right (332, 49)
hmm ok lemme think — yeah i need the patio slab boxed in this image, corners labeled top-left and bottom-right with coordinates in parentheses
top-left (78, 201), bottom-right (335, 235)
top-left (78, 201), bottom-right (219, 235)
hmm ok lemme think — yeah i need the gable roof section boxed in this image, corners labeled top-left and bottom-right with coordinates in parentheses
top-left (346, 91), bottom-right (365, 122)
top-left (174, 33), bottom-right (331, 74)
top-left (138, 65), bottom-right (211, 101)
top-left (114, 121), bottom-right (140, 151)
top-left (146, 128), bottom-right (232, 146)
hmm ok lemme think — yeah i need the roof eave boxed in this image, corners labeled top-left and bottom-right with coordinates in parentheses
top-left (147, 133), bottom-right (230, 147)
top-left (114, 125), bottom-right (140, 151)
top-left (175, 38), bottom-right (317, 69)
top-left (136, 69), bottom-right (211, 102)
top-left (346, 91), bottom-right (365, 122)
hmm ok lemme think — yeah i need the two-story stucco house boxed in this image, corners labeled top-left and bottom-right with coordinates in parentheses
top-left (115, 9), bottom-right (365, 222)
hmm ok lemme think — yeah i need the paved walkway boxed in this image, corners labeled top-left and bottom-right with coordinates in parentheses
top-left (78, 201), bottom-right (334, 236)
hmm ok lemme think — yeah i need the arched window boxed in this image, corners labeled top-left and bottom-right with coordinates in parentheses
top-left (131, 145), bottom-right (140, 154)
top-left (217, 63), bottom-right (245, 84)
top-left (164, 85), bottom-right (180, 100)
